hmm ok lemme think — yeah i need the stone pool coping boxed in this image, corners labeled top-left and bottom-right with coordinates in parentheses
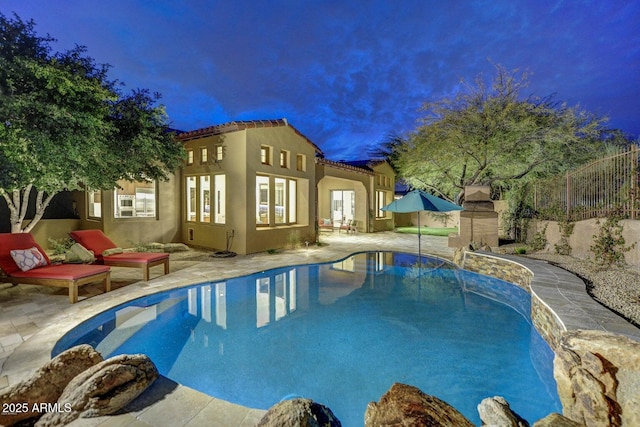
top-left (2, 244), bottom-right (639, 426)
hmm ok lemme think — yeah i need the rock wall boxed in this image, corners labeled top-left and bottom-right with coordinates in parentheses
top-left (461, 251), bottom-right (565, 350)
top-left (459, 250), bottom-right (640, 427)
top-left (554, 330), bottom-right (640, 427)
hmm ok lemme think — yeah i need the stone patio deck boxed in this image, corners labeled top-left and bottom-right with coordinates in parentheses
top-left (1, 232), bottom-right (638, 426)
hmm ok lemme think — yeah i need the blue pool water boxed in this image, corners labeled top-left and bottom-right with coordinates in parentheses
top-left (54, 252), bottom-right (561, 426)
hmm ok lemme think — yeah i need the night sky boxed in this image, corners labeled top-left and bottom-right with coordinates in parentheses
top-left (3, 1), bottom-right (639, 160)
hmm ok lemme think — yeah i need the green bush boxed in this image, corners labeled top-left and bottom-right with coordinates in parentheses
top-left (529, 224), bottom-right (548, 251)
top-left (554, 218), bottom-right (574, 255)
top-left (590, 212), bottom-right (636, 267)
top-left (47, 237), bottom-right (75, 255)
top-left (514, 247), bottom-right (527, 254)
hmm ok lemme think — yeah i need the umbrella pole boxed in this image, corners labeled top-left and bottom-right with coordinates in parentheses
top-left (418, 212), bottom-right (422, 267)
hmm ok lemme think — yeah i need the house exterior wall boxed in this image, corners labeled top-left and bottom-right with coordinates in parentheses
top-left (179, 124), bottom-right (317, 255)
top-left (315, 160), bottom-right (395, 233)
top-left (76, 177), bottom-right (181, 248)
top-left (370, 162), bottom-right (395, 232)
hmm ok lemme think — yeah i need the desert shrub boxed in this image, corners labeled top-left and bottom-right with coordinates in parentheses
top-left (554, 218), bottom-right (574, 255)
top-left (48, 237), bottom-right (75, 255)
top-left (529, 223), bottom-right (548, 251)
top-left (591, 211), bottom-right (636, 267)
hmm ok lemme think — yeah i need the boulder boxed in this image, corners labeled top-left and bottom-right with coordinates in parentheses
top-left (257, 398), bottom-right (341, 427)
top-left (478, 396), bottom-right (529, 427)
top-left (35, 353), bottom-right (158, 426)
top-left (554, 330), bottom-right (640, 427)
top-left (0, 344), bottom-right (103, 426)
top-left (532, 413), bottom-right (585, 427)
top-left (364, 383), bottom-right (474, 427)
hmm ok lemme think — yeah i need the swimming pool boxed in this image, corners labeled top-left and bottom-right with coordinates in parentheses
top-left (54, 252), bottom-right (561, 426)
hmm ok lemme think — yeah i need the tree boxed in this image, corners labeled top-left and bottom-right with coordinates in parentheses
top-left (0, 13), bottom-right (185, 233)
top-left (392, 64), bottom-right (614, 203)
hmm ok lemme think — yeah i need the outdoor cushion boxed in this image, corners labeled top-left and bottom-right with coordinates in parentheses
top-left (102, 247), bottom-right (124, 256)
top-left (67, 243), bottom-right (96, 263)
top-left (10, 247), bottom-right (49, 272)
top-left (9, 264), bottom-right (110, 280)
top-left (0, 233), bottom-right (51, 275)
top-left (69, 230), bottom-right (118, 262)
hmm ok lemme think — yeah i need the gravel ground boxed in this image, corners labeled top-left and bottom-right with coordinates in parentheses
top-left (523, 253), bottom-right (640, 327)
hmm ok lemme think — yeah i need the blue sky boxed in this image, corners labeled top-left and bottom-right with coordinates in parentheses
top-left (3, 0), bottom-right (639, 160)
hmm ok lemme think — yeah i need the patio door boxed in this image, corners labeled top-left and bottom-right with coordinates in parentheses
top-left (330, 190), bottom-right (355, 222)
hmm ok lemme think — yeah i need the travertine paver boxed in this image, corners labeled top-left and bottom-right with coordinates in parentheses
top-left (1, 232), bottom-right (638, 426)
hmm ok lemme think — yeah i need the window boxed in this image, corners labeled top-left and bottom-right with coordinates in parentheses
top-left (256, 175), bottom-right (298, 226)
top-left (215, 145), bottom-right (223, 161)
top-left (200, 147), bottom-right (208, 164)
top-left (376, 190), bottom-right (387, 218)
top-left (296, 154), bottom-right (306, 171)
top-left (280, 150), bottom-right (289, 168)
top-left (87, 190), bottom-right (102, 219)
top-left (330, 190), bottom-right (355, 222)
top-left (114, 180), bottom-right (156, 218)
top-left (186, 174), bottom-right (225, 224)
top-left (186, 176), bottom-right (196, 221)
top-left (275, 178), bottom-right (286, 224)
top-left (260, 145), bottom-right (271, 165)
top-left (256, 175), bottom-right (270, 225)
top-left (214, 174), bottom-right (226, 224)
top-left (187, 150), bottom-right (194, 165)
top-left (289, 180), bottom-right (297, 223)
top-left (200, 176), bottom-right (210, 222)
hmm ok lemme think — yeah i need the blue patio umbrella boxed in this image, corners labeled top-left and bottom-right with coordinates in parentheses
top-left (381, 189), bottom-right (462, 260)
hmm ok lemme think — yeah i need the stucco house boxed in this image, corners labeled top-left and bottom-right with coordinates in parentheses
top-left (3, 119), bottom-right (395, 255)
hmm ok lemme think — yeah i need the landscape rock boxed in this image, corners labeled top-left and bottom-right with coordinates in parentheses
top-left (364, 382), bottom-right (474, 427)
top-left (257, 398), bottom-right (342, 427)
top-left (553, 330), bottom-right (640, 427)
top-left (478, 396), bottom-right (529, 426)
top-left (532, 413), bottom-right (586, 427)
top-left (35, 353), bottom-right (158, 426)
top-left (0, 344), bottom-right (103, 426)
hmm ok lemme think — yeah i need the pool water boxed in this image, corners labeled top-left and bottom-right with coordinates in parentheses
top-left (54, 252), bottom-right (561, 426)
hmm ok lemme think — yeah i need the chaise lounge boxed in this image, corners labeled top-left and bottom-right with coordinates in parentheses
top-left (69, 229), bottom-right (170, 281)
top-left (0, 233), bottom-right (111, 304)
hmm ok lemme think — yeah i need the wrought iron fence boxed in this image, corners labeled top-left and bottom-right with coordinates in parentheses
top-left (533, 146), bottom-right (639, 221)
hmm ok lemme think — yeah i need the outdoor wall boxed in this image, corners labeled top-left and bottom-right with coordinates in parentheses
top-left (100, 176), bottom-right (182, 248)
top-left (29, 219), bottom-right (82, 250)
top-left (529, 218), bottom-right (640, 267)
top-left (316, 175), bottom-right (368, 232)
top-left (394, 210), bottom-right (461, 228)
top-left (243, 126), bottom-right (317, 254)
top-left (181, 131), bottom-right (246, 253)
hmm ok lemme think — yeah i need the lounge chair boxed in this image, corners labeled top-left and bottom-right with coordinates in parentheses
top-left (69, 230), bottom-right (170, 281)
top-left (0, 232), bottom-right (111, 303)
top-left (339, 219), bottom-right (352, 233)
top-left (318, 218), bottom-right (335, 232)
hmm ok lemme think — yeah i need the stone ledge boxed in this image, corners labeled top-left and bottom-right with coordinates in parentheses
top-left (462, 251), bottom-right (640, 350)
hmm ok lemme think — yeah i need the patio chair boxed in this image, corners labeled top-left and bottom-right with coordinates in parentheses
top-left (348, 220), bottom-right (359, 233)
top-left (0, 232), bottom-right (111, 304)
top-left (339, 219), bottom-right (352, 233)
top-left (69, 230), bottom-right (170, 281)
top-left (318, 218), bottom-right (335, 232)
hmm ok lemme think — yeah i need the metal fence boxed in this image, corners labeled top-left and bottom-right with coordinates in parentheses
top-left (533, 145), bottom-right (639, 220)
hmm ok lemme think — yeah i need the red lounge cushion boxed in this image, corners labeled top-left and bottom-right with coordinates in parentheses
top-left (69, 230), bottom-right (117, 262)
top-left (9, 264), bottom-right (110, 280)
top-left (0, 233), bottom-right (51, 276)
top-left (104, 252), bottom-right (169, 264)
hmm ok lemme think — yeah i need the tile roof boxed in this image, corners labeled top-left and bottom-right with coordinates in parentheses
top-left (175, 119), bottom-right (322, 154)
top-left (316, 158), bottom-right (376, 175)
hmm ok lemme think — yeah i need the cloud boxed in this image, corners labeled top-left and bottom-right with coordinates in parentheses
top-left (3, 0), bottom-right (639, 159)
